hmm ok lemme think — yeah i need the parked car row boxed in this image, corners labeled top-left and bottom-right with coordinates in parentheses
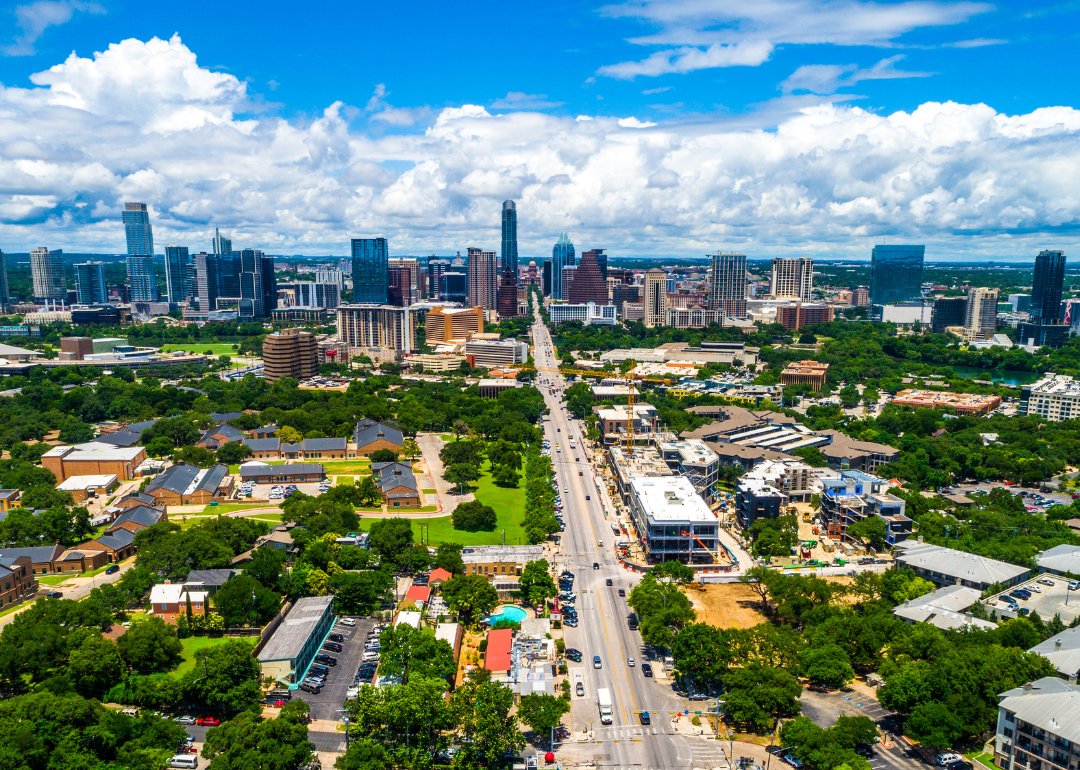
top-left (268, 484), bottom-right (298, 501)
top-left (559, 569), bottom-right (577, 627)
top-left (355, 623), bottom-right (387, 686)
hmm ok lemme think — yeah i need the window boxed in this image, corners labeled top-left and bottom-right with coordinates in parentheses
top-left (1006, 712), bottom-right (1015, 723)
top-left (1005, 728), bottom-right (1014, 739)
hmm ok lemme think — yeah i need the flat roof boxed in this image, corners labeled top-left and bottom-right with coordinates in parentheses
top-left (630, 476), bottom-right (715, 523)
top-left (485, 628), bottom-right (514, 672)
top-left (56, 474), bottom-right (118, 490)
top-left (257, 596), bottom-right (334, 663)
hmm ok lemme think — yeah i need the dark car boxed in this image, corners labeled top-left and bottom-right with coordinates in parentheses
top-left (639, 711), bottom-right (651, 725)
top-left (641, 663), bottom-right (653, 677)
top-left (593, 563), bottom-right (600, 570)
top-left (766, 747), bottom-right (789, 757)
top-left (606, 578), bottom-right (613, 586)
top-left (104, 565), bottom-right (120, 575)
top-left (328, 633), bottom-right (345, 642)
top-left (618, 588), bottom-right (625, 597)
top-left (45, 591), bottom-right (63, 599)
top-left (565, 648), bottom-right (582, 661)
top-left (310, 664), bottom-right (329, 675)
top-left (947, 762), bottom-right (973, 770)
top-left (855, 743), bottom-right (875, 758)
top-left (324, 642), bottom-right (343, 653)
top-left (316, 655), bottom-right (337, 666)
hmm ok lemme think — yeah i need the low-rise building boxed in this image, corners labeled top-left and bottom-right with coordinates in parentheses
top-left (739, 459), bottom-right (813, 504)
top-left (243, 438), bottom-right (282, 460)
top-left (780, 360), bottom-right (829, 390)
top-left (257, 596), bottom-right (336, 684)
top-left (149, 582), bottom-right (210, 623)
top-left (1028, 626), bottom-right (1080, 679)
top-left (893, 389), bottom-right (1001, 416)
top-left (1019, 373), bottom-right (1080, 422)
top-left (461, 545), bottom-right (544, 578)
top-left (820, 470), bottom-right (911, 545)
top-left (627, 476), bottom-right (718, 564)
top-left (107, 505), bottom-right (166, 534)
top-left (478, 379), bottom-right (522, 399)
top-left (407, 353), bottom-right (468, 373)
top-left (435, 622), bottom-right (463, 660)
top-left (146, 463), bottom-right (233, 506)
top-left (1035, 544), bottom-right (1080, 576)
top-left (196, 423), bottom-right (247, 450)
top-left (817, 430), bottom-right (899, 473)
top-left (547, 302), bottom-right (618, 326)
top-left (41, 444), bottom-right (147, 483)
top-left (464, 338), bottom-right (529, 367)
top-left (735, 476), bottom-right (788, 528)
top-left (55, 474), bottom-right (118, 503)
top-left (994, 678), bottom-right (1080, 770)
top-left (892, 584), bottom-right (996, 632)
top-left (353, 419), bottom-right (404, 457)
top-left (894, 539), bottom-right (1031, 590)
top-left (0, 553), bottom-right (37, 608)
top-left (373, 461), bottom-right (421, 509)
top-left (239, 463), bottom-right (324, 484)
top-left (656, 438), bottom-right (720, 502)
top-left (0, 489), bottom-right (20, 512)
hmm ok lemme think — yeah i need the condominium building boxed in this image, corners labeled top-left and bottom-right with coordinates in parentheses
top-left (780, 360), bottom-right (829, 390)
top-left (388, 258), bottom-right (421, 306)
top-left (30, 247), bottom-right (66, 301)
top-left (994, 678), bottom-right (1080, 770)
top-left (643, 268), bottom-right (667, 328)
top-left (770, 257), bottom-right (813, 300)
top-left (425, 306), bottom-right (484, 344)
top-left (336, 304), bottom-right (417, 354)
top-left (262, 328), bottom-right (318, 383)
top-left (463, 338), bottom-right (528, 367)
top-left (1019, 373), bottom-right (1080, 422)
top-left (123, 202), bottom-right (158, 302)
top-left (851, 286), bottom-right (870, 307)
top-left (74, 262), bottom-right (107, 305)
top-left (164, 245), bottom-right (194, 304)
top-left (315, 269), bottom-right (345, 290)
top-left (820, 470), bottom-right (912, 546)
top-left (707, 252), bottom-right (747, 317)
top-left (964, 287), bottom-right (999, 340)
top-left (776, 304), bottom-right (833, 331)
top-left (547, 302), bottom-right (617, 326)
top-left (467, 247), bottom-right (498, 310)
top-left (666, 306), bottom-right (725, 329)
top-left (351, 237), bottom-right (389, 305)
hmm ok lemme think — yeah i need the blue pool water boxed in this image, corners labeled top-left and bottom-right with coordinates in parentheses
top-left (488, 605), bottom-right (528, 623)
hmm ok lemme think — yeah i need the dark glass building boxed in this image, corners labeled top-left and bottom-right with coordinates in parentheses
top-left (542, 259), bottom-right (551, 296)
top-left (870, 245), bottom-right (925, 305)
top-left (931, 296), bottom-right (967, 333)
top-left (551, 233), bottom-right (575, 300)
top-left (164, 245), bottom-right (193, 304)
top-left (440, 270), bottom-right (468, 304)
top-left (501, 200), bottom-right (518, 275)
top-left (351, 237), bottom-right (389, 304)
top-left (74, 262), bottom-right (107, 305)
top-left (1030, 249), bottom-right (1066, 323)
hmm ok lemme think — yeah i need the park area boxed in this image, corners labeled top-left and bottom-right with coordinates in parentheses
top-left (176, 636), bottom-right (256, 675)
top-left (161, 343), bottom-right (240, 357)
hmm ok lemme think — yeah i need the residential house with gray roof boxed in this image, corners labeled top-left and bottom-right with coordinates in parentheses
top-left (894, 539), bottom-right (1031, 590)
top-left (146, 463), bottom-right (234, 506)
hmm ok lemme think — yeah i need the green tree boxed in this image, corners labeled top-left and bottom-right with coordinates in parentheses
top-left (356, 475), bottom-right (381, 506)
top-left (367, 518), bottom-right (414, 566)
top-left (905, 701), bottom-right (966, 749)
top-left (451, 499), bottom-right (497, 531)
top-left (181, 639), bottom-right (261, 712)
top-left (442, 574), bottom-right (500, 625)
top-left (369, 448), bottom-right (399, 463)
top-left (329, 569), bottom-right (394, 616)
top-left (839, 384), bottom-right (860, 408)
top-left (212, 575), bottom-right (281, 627)
top-left (519, 559), bottom-right (557, 605)
top-left (116, 616), bottom-right (183, 673)
top-left (275, 426), bottom-right (303, 444)
top-left (434, 542), bottom-right (465, 575)
top-left (215, 441), bottom-right (253, 465)
top-left (671, 623), bottom-right (731, 686)
top-left (801, 644), bottom-right (855, 689)
top-left (201, 701), bottom-right (313, 770)
top-left (450, 679), bottom-right (525, 769)
top-left (650, 560), bottom-right (696, 585)
top-left (517, 692), bottom-right (571, 746)
top-left (174, 446), bottom-right (218, 468)
top-left (722, 664), bottom-right (802, 731)
top-left (402, 439), bottom-right (420, 460)
top-left (376, 624), bottom-right (456, 684)
top-left (240, 546), bottom-right (286, 591)
top-left (847, 516), bottom-right (888, 551)
top-left (444, 462), bottom-right (480, 494)
top-left (66, 631), bottom-right (124, 698)
top-left (492, 463), bottom-right (520, 488)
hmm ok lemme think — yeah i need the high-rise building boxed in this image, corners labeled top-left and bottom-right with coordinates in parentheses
top-left (440, 270), bottom-right (468, 304)
top-left (337, 304), bottom-right (417, 353)
top-left (964, 287), bottom-right (999, 340)
top-left (1030, 250), bottom-right (1066, 323)
top-left (870, 245), bottom-right (925, 305)
top-left (30, 247), bottom-right (66, 302)
top-left (466, 247), bottom-right (498, 310)
top-left (387, 258), bottom-right (420, 306)
top-left (193, 252), bottom-right (217, 311)
top-left (551, 233), bottom-right (576, 300)
top-left (707, 252), bottom-right (747, 318)
top-left (931, 296), bottom-right (967, 334)
top-left (294, 282), bottom-right (340, 309)
top-left (262, 328), bottom-right (318, 383)
top-left (770, 257), bottom-right (813, 300)
top-left (541, 260), bottom-right (551, 297)
top-left (427, 259), bottom-right (450, 299)
top-left (498, 266), bottom-right (520, 318)
top-left (0, 250), bottom-right (9, 306)
top-left (562, 265), bottom-right (577, 298)
top-left (852, 286), bottom-right (870, 307)
top-left (501, 200), bottom-right (518, 275)
top-left (351, 238), bottom-right (388, 304)
top-left (74, 262), bottom-right (107, 305)
top-left (122, 203), bottom-right (157, 302)
top-left (212, 228), bottom-right (231, 255)
top-left (643, 268), bottom-right (667, 328)
top-left (164, 246), bottom-right (194, 304)
top-left (192, 250), bottom-right (276, 317)
top-left (567, 249), bottom-right (608, 305)
top-left (426, 306), bottom-right (484, 344)
top-left (315, 269), bottom-right (345, 291)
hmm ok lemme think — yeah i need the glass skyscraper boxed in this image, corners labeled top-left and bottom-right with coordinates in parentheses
top-left (165, 245), bottom-right (194, 304)
top-left (551, 233), bottom-right (575, 299)
top-left (501, 200), bottom-right (518, 275)
top-left (870, 245), bottom-right (925, 305)
top-left (30, 247), bottom-right (65, 301)
top-left (1030, 249), bottom-right (1066, 323)
top-left (0, 250), bottom-right (9, 306)
top-left (351, 238), bottom-right (389, 304)
top-left (75, 262), bottom-right (107, 305)
top-left (123, 202), bottom-right (158, 301)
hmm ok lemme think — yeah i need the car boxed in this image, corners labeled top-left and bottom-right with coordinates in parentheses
top-left (855, 743), bottom-right (875, 758)
top-left (576, 682), bottom-right (584, 696)
top-left (606, 578), bottom-right (613, 586)
top-left (175, 715), bottom-right (197, 725)
top-left (597, 539), bottom-right (603, 547)
top-left (1038, 578), bottom-right (1055, 587)
top-left (593, 655), bottom-right (602, 669)
top-left (1070, 580), bottom-right (1080, 591)
top-left (639, 711), bottom-right (651, 725)
top-left (338, 618), bottom-right (356, 626)
top-left (766, 746), bottom-right (788, 757)
top-left (628, 657), bottom-right (635, 667)
top-left (585, 495), bottom-right (591, 500)
top-left (1018, 607), bottom-right (1031, 616)
top-left (325, 642), bottom-right (343, 652)
top-left (329, 633), bottom-right (344, 642)
top-left (316, 655), bottom-right (337, 666)
top-left (196, 717), bottom-right (220, 726)
top-left (593, 562), bottom-right (600, 570)
top-left (640, 663), bottom-right (653, 677)
top-left (936, 754), bottom-right (964, 766)
top-left (579, 471), bottom-right (583, 476)
top-left (1030, 585), bottom-right (1042, 593)
top-left (105, 564), bottom-right (120, 575)
top-left (46, 591), bottom-right (63, 599)
top-left (783, 755), bottom-right (804, 769)
top-left (946, 763), bottom-right (973, 770)
top-left (618, 588), bottom-right (625, 597)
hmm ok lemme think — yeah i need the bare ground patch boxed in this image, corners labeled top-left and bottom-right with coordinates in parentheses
top-left (684, 583), bottom-right (767, 629)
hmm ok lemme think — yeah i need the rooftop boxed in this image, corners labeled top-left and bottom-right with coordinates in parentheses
top-left (485, 628), bottom-right (514, 672)
top-left (460, 545), bottom-right (544, 563)
top-left (1036, 544), bottom-right (1080, 574)
top-left (630, 476), bottom-right (715, 523)
top-left (892, 584), bottom-right (995, 631)
top-left (1030, 626), bottom-right (1080, 678)
top-left (56, 474), bottom-right (118, 490)
top-left (894, 540), bottom-right (1030, 585)
top-left (997, 677), bottom-right (1080, 743)
top-left (1026, 373), bottom-right (1080, 395)
top-left (257, 596), bottom-right (334, 662)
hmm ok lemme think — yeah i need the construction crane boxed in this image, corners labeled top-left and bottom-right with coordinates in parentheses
top-left (510, 363), bottom-right (672, 457)
top-left (681, 530), bottom-right (720, 564)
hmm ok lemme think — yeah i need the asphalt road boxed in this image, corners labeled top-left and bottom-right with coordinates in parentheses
top-left (798, 690), bottom-right (924, 770)
top-left (531, 303), bottom-right (715, 770)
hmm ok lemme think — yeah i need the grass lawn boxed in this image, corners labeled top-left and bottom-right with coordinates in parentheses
top-left (228, 461), bottom-right (288, 472)
top-left (245, 514), bottom-right (283, 524)
top-left (177, 515), bottom-right (215, 530)
top-left (419, 462), bottom-right (527, 545)
top-left (969, 753), bottom-right (995, 769)
top-left (162, 343), bottom-right (240, 357)
top-left (321, 461), bottom-right (373, 475)
top-left (37, 574), bottom-right (73, 586)
top-left (421, 488), bottom-right (436, 494)
top-left (176, 636), bottom-right (256, 675)
top-left (203, 503), bottom-right (280, 514)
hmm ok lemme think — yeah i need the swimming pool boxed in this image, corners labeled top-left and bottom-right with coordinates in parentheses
top-left (488, 604), bottom-right (528, 624)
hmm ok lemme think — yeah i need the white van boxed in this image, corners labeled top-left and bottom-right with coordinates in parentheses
top-left (169, 756), bottom-right (198, 769)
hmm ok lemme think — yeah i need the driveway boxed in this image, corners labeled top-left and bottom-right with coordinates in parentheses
top-left (292, 615), bottom-right (375, 722)
top-left (415, 432), bottom-right (472, 513)
top-left (0, 555), bottom-right (139, 630)
top-left (799, 689), bottom-right (925, 770)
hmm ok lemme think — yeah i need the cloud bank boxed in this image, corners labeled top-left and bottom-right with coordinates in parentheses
top-left (2, 35), bottom-right (1080, 258)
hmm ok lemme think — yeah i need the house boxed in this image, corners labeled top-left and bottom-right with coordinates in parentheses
top-left (243, 438), bottom-right (282, 460)
top-left (196, 423), bottom-right (247, 450)
top-left (238, 463), bottom-right (324, 484)
top-left (484, 628), bottom-right (514, 676)
top-left (149, 582), bottom-right (210, 624)
top-left (428, 567), bottom-right (452, 589)
top-left (0, 490), bottom-right (20, 512)
top-left (145, 463), bottom-right (234, 506)
top-left (41, 445), bottom-right (147, 483)
top-left (892, 584), bottom-right (996, 631)
top-left (55, 474), bottom-right (119, 503)
top-left (893, 539), bottom-right (1032, 590)
top-left (108, 505), bottom-right (167, 534)
top-left (183, 569), bottom-right (238, 597)
top-left (0, 554), bottom-right (37, 608)
top-left (231, 525), bottom-right (298, 564)
top-left (373, 461), bottom-right (421, 509)
top-left (993, 678), bottom-right (1080, 770)
top-left (353, 419), bottom-right (404, 458)
top-left (405, 585), bottom-right (430, 608)
top-left (434, 622), bottom-right (462, 660)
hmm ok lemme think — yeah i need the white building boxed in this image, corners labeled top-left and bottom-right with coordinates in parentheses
top-left (665, 306), bottom-right (725, 329)
top-left (770, 257), bottom-right (813, 301)
top-left (655, 438), bottom-right (720, 501)
top-left (1019, 373), bottom-right (1080, 422)
top-left (994, 678), bottom-right (1080, 770)
top-left (627, 476), bottom-right (719, 565)
top-left (892, 584), bottom-right (996, 632)
top-left (738, 458), bottom-right (813, 502)
top-left (464, 339), bottom-right (528, 367)
top-left (547, 302), bottom-right (617, 326)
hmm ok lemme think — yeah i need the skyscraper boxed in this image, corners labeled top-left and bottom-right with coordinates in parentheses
top-left (501, 200), bottom-right (518, 275)
top-left (193, 253), bottom-right (217, 311)
top-left (931, 296), bottom-right (967, 334)
top-left (387, 257), bottom-right (420, 306)
top-left (351, 238), bottom-right (389, 304)
top-left (164, 245), bottom-right (194, 304)
top-left (74, 262), bottom-right (107, 305)
top-left (1030, 249), bottom-right (1066, 323)
top-left (551, 233), bottom-right (576, 299)
top-left (30, 247), bottom-right (66, 302)
top-left (467, 247), bottom-right (498, 310)
top-left (567, 248), bottom-right (608, 305)
top-left (964, 287), bottom-right (999, 340)
top-left (192, 250), bottom-right (276, 317)
top-left (770, 257), bottom-right (813, 300)
top-left (870, 245), bottom-right (925, 305)
top-left (497, 266), bottom-right (520, 318)
top-left (643, 268), bottom-right (667, 328)
top-left (212, 229), bottom-right (232, 255)
top-left (708, 252), bottom-right (747, 318)
top-left (428, 259), bottom-right (450, 299)
top-left (0, 250), bottom-right (9, 306)
top-left (123, 203), bottom-right (158, 301)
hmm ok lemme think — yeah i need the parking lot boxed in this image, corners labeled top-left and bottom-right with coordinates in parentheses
top-left (290, 615), bottom-right (376, 721)
top-left (239, 481), bottom-right (329, 501)
top-left (799, 689), bottom-right (924, 770)
top-left (987, 574), bottom-right (1080, 623)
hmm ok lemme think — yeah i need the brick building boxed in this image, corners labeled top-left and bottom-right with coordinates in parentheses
top-left (353, 419), bottom-right (404, 457)
top-left (146, 463), bottom-right (234, 507)
top-left (42, 445), bottom-right (147, 483)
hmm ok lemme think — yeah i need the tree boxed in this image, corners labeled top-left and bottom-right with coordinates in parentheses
top-left (519, 559), bottom-right (557, 605)
top-left (369, 448), bottom-right (399, 463)
top-left (202, 702), bottom-right (313, 770)
top-left (402, 439), bottom-right (420, 460)
top-left (492, 464), bottom-right (519, 488)
top-left (376, 624), bottom-right (455, 683)
top-left (722, 664), bottom-right (802, 731)
top-left (450, 679), bottom-right (525, 769)
top-left (444, 462), bottom-right (480, 494)
top-left (215, 441), bottom-right (253, 465)
top-left (275, 426), bottom-right (303, 444)
top-left (671, 623), bottom-right (731, 686)
top-left (212, 575), bottom-right (281, 627)
top-left (434, 542), bottom-right (465, 575)
top-left (240, 546), bottom-right (286, 591)
top-left (174, 446), bottom-right (217, 468)
top-left (367, 518), bottom-right (414, 567)
top-left (451, 499), bottom-right (497, 532)
top-left (181, 638), bottom-right (261, 712)
top-left (801, 644), bottom-right (854, 689)
top-left (66, 631), bottom-right (124, 698)
top-left (905, 701), bottom-right (966, 750)
top-left (839, 384), bottom-right (861, 408)
top-left (442, 574), bottom-right (499, 625)
top-left (116, 616), bottom-right (182, 673)
top-left (847, 516), bottom-right (888, 552)
top-left (329, 570), bottom-right (393, 615)
top-left (356, 475), bottom-right (381, 506)
top-left (650, 560), bottom-right (695, 586)
top-left (517, 692), bottom-right (570, 746)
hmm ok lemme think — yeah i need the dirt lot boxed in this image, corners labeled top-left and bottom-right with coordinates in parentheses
top-left (685, 583), bottom-right (767, 629)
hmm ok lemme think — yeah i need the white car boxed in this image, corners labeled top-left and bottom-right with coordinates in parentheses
top-left (628, 657), bottom-right (635, 667)
top-left (338, 618), bottom-right (356, 626)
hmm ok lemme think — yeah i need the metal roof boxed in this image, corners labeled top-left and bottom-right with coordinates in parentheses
top-left (239, 463), bottom-right (324, 477)
top-left (257, 596), bottom-right (334, 663)
top-left (243, 438), bottom-right (281, 451)
top-left (894, 540), bottom-right (1030, 586)
top-left (998, 677), bottom-right (1080, 743)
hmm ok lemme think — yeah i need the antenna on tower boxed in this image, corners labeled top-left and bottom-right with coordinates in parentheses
top-left (883, 226), bottom-right (887, 245)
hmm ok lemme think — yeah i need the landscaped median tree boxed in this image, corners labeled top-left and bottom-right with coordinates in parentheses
top-left (441, 573), bottom-right (499, 626)
top-left (721, 664), bottom-right (802, 732)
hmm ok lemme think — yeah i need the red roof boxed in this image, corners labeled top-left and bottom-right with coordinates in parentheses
top-left (428, 567), bottom-right (452, 583)
top-left (484, 628), bottom-right (514, 672)
top-left (405, 585), bottom-right (431, 603)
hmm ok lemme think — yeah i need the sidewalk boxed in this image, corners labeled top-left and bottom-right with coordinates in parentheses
top-left (416, 432), bottom-right (472, 514)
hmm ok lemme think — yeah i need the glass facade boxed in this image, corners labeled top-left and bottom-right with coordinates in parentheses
top-left (351, 237), bottom-right (389, 304)
top-left (74, 262), bottom-right (107, 305)
top-left (870, 245), bottom-right (925, 305)
top-left (501, 200), bottom-right (517, 275)
top-left (122, 202), bottom-right (154, 256)
top-left (164, 245), bottom-right (193, 304)
top-left (551, 233), bottom-right (575, 299)
top-left (1030, 249), bottom-right (1066, 323)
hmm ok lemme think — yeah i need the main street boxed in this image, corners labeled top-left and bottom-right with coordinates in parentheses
top-left (530, 301), bottom-right (722, 770)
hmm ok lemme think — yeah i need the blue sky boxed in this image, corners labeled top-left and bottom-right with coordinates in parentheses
top-left (2, 0), bottom-right (1080, 259)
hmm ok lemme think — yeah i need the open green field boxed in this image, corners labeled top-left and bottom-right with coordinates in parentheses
top-left (176, 636), bottom-right (256, 675)
top-left (162, 343), bottom-right (240, 357)
top-left (246, 513), bottom-right (283, 525)
top-left (421, 488), bottom-right (436, 494)
top-left (321, 461), bottom-right (373, 475)
top-left (36, 573), bottom-right (73, 586)
top-left (228, 461), bottom-right (288, 473)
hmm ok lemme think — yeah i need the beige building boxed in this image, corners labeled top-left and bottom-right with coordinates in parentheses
top-left (406, 353), bottom-right (468, 372)
top-left (461, 545), bottom-right (544, 578)
top-left (770, 257), bottom-right (813, 300)
top-left (336, 304), bottom-right (417, 354)
top-left (643, 268), bottom-right (667, 328)
top-left (964, 287), bottom-right (999, 340)
top-left (263, 328), bottom-right (318, 383)
top-left (467, 247), bottom-right (498, 310)
top-left (426, 306), bottom-right (484, 344)
top-left (780, 360), bottom-right (829, 390)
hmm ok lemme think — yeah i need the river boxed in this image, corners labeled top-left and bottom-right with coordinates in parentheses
top-left (948, 365), bottom-right (1043, 386)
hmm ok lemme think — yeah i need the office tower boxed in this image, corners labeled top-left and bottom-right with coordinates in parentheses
top-left (193, 253), bottom-right (217, 311)
top-left (164, 246), bottom-right (194, 304)
top-left (74, 262), bottom-right (107, 305)
top-left (440, 270), bottom-right (468, 304)
top-left (388, 258), bottom-right (420, 306)
top-left (0, 250), bottom-right (9, 306)
top-left (428, 259), bottom-right (450, 299)
top-left (964, 287), bottom-right (999, 340)
top-left (667, 276), bottom-right (676, 294)
top-left (467, 247), bottom-right (498, 310)
top-left (542, 260), bottom-right (551, 296)
top-left (351, 238), bottom-right (389, 304)
top-left (852, 286), bottom-right (870, 307)
top-left (498, 266), bottom-right (520, 318)
top-left (707, 252), bottom-right (747, 318)
top-left (501, 200), bottom-right (518, 275)
top-left (612, 283), bottom-right (639, 307)
top-left (262, 328), bottom-right (318, 383)
top-left (294, 282), bottom-right (340, 309)
top-left (122, 203), bottom-right (157, 302)
top-left (191, 250), bottom-right (275, 317)
top-left (426, 306), bottom-right (484, 344)
top-left (642, 269), bottom-right (667, 328)
top-left (776, 305), bottom-right (834, 331)
top-left (870, 245), bottom-right (925, 305)
top-left (592, 249), bottom-right (607, 282)
top-left (770, 257), bottom-right (813, 300)
top-left (337, 304), bottom-right (417, 353)
top-left (562, 265), bottom-right (577, 297)
top-left (931, 296), bottom-right (967, 334)
top-left (551, 233), bottom-right (576, 300)
top-left (567, 248), bottom-right (608, 305)
top-left (212, 228), bottom-right (232, 255)
top-left (1030, 250), bottom-right (1066, 323)
top-left (30, 247), bottom-right (66, 302)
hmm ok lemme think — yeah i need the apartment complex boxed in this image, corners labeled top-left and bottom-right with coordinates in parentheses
top-left (262, 328), bottom-right (318, 383)
top-left (643, 268), bottom-right (667, 328)
top-left (1019, 374), bottom-right (1080, 422)
top-left (467, 247), bottom-right (498, 310)
top-left (770, 257), bottom-right (813, 300)
top-left (820, 470), bottom-right (912, 546)
top-left (776, 304), bottom-right (833, 331)
top-left (994, 678), bottom-right (1080, 770)
top-left (780, 360), bottom-right (829, 390)
top-left (336, 304), bottom-right (418, 354)
top-left (628, 476), bottom-right (718, 564)
top-left (893, 389), bottom-right (1001, 416)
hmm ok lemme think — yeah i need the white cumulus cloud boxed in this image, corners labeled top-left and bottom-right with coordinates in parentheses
top-left (2, 35), bottom-right (1080, 259)
top-left (4, 0), bottom-right (105, 56)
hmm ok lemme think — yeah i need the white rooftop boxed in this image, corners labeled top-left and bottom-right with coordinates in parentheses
top-left (1036, 544), bottom-right (1080, 574)
top-left (1027, 373), bottom-right (1080, 395)
top-left (394, 611), bottom-right (422, 629)
top-left (44, 445), bottom-right (145, 462)
top-left (630, 476), bottom-right (715, 523)
top-left (56, 474), bottom-right (118, 490)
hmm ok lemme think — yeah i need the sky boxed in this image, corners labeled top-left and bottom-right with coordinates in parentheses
top-left (1, 0), bottom-right (1079, 261)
